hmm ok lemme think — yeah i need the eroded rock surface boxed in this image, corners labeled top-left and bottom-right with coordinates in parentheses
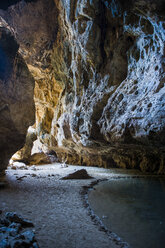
top-left (0, 0), bottom-right (164, 173)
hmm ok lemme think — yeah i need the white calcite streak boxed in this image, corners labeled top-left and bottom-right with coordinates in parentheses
top-left (99, 15), bottom-right (165, 142)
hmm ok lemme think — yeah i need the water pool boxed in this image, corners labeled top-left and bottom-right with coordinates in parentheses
top-left (88, 177), bottom-right (165, 248)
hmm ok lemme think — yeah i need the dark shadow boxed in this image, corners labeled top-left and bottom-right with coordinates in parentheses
top-left (0, 27), bottom-right (19, 80)
top-left (0, 0), bottom-right (37, 10)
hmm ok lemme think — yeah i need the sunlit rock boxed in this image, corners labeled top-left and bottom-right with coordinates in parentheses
top-left (11, 126), bottom-right (37, 163)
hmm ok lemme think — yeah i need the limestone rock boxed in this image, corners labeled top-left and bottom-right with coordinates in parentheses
top-left (61, 169), bottom-right (93, 180)
top-left (52, 0), bottom-right (165, 173)
top-left (5, 212), bottom-right (34, 227)
top-left (0, 0), bottom-right (164, 173)
top-left (0, 212), bottom-right (38, 248)
top-left (28, 152), bottom-right (52, 165)
top-left (11, 126), bottom-right (37, 163)
top-left (0, 17), bottom-right (35, 173)
top-left (10, 162), bottom-right (28, 170)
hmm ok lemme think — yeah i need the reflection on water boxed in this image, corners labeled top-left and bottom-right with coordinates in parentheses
top-left (88, 177), bottom-right (165, 248)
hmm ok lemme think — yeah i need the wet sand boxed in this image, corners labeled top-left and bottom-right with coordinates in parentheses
top-left (0, 163), bottom-right (129, 248)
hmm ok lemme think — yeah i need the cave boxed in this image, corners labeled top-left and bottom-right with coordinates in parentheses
top-left (0, 0), bottom-right (165, 247)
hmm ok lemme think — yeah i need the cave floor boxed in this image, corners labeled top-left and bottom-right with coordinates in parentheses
top-left (0, 163), bottom-right (149, 248)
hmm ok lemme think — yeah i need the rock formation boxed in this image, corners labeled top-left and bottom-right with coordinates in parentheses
top-left (0, 212), bottom-right (39, 247)
top-left (0, 0), bottom-right (164, 173)
top-left (61, 169), bottom-right (93, 180)
top-left (0, 16), bottom-right (35, 173)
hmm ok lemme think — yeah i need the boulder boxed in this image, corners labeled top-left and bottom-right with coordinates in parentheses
top-left (0, 212), bottom-right (38, 248)
top-left (61, 169), bottom-right (93, 180)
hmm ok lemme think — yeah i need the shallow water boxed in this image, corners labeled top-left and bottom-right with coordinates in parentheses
top-left (88, 177), bottom-right (165, 248)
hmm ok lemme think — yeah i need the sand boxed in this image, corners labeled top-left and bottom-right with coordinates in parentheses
top-left (0, 163), bottom-right (135, 248)
top-left (0, 163), bottom-right (143, 248)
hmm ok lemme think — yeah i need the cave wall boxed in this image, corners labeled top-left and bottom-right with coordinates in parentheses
top-left (1, 0), bottom-right (165, 173)
top-left (53, 0), bottom-right (165, 173)
top-left (0, 17), bottom-right (35, 172)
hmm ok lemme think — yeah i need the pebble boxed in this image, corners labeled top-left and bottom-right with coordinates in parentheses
top-left (31, 166), bottom-right (37, 171)
top-left (31, 174), bottom-right (37, 177)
